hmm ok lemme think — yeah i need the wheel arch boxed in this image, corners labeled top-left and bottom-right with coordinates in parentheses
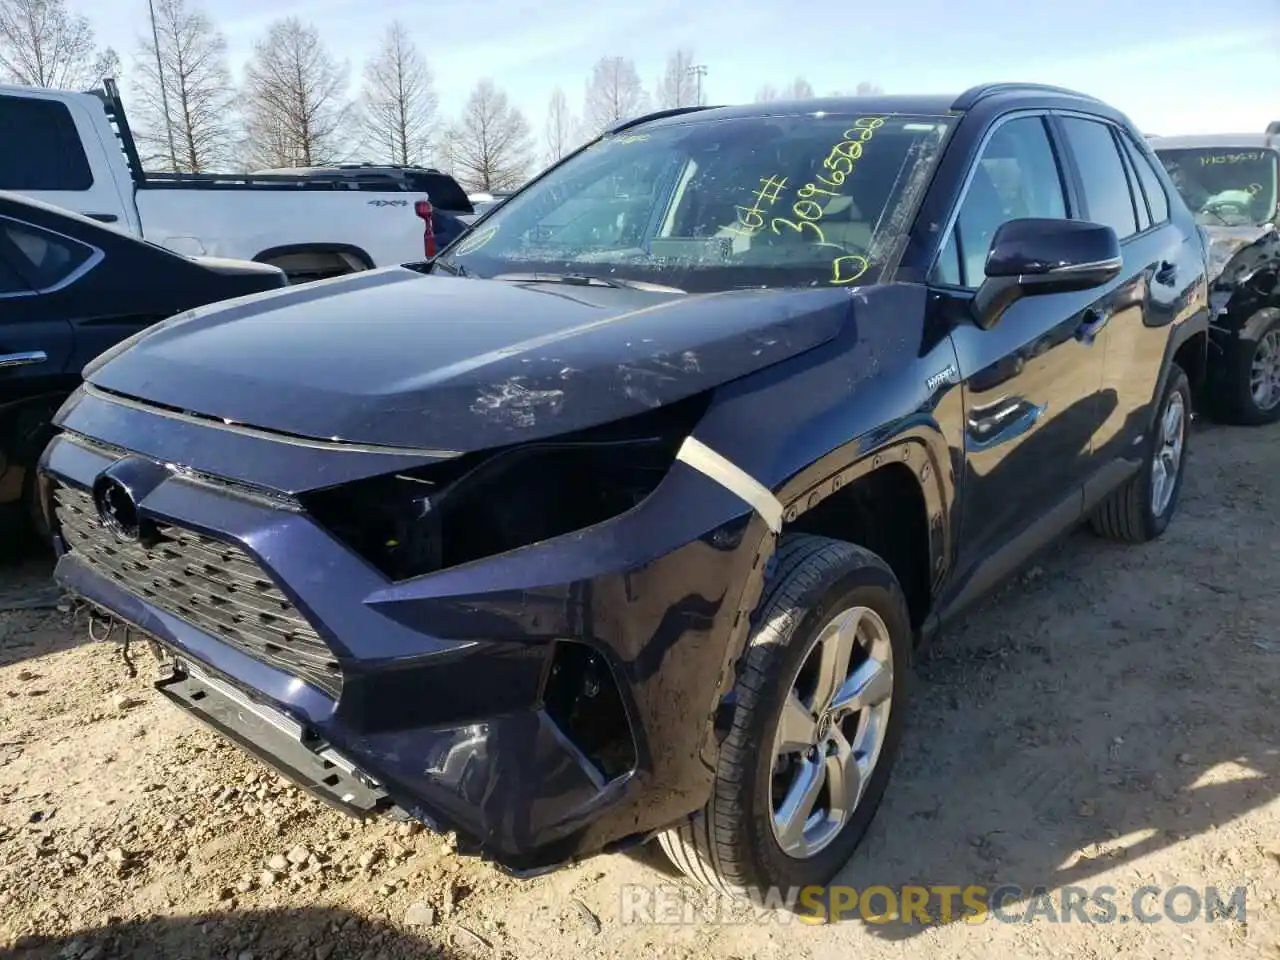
top-left (778, 441), bottom-right (949, 633)
top-left (1151, 307), bottom-right (1211, 427)
top-left (699, 427), bottom-right (953, 771)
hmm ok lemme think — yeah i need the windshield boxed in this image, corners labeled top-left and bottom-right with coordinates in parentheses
top-left (1153, 147), bottom-right (1279, 228)
top-left (438, 112), bottom-right (953, 293)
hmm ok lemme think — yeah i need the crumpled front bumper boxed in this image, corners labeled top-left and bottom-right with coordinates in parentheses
top-left (39, 389), bottom-right (773, 874)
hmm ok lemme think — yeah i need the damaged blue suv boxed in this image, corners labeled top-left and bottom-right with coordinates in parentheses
top-left (41, 84), bottom-right (1210, 896)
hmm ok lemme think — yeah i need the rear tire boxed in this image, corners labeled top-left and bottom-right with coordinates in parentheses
top-left (1208, 308), bottom-right (1280, 425)
top-left (1090, 364), bottom-right (1191, 543)
top-left (658, 534), bottom-right (911, 897)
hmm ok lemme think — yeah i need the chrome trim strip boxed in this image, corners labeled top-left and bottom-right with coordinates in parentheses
top-left (1048, 256), bottom-right (1123, 274)
top-left (181, 658), bottom-right (304, 742)
top-left (676, 436), bottom-right (784, 533)
top-left (0, 350), bottom-right (48, 369)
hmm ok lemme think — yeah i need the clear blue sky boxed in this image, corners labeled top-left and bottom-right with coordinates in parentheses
top-left (89, 0), bottom-right (1279, 139)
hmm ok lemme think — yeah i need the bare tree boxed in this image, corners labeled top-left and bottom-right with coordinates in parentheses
top-left (131, 0), bottom-right (235, 172)
top-left (361, 21), bottom-right (437, 166)
top-left (656, 48), bottom-right (698, 108)
top-left (583, 55), bottom-right (647, 133)
top-left (544, 86), bottom-right (577, 165)
top-left (783, 76), bottom-right (815, 99)
top-left (447, 79), bottom-right (532, 192)
top-left (754, 83), bottom-right (779, 103)
top-left (241, 17), bottom-right (350, 168)
top-left (432, 125), bottom-right (457, 175)
top-left (826, 81), bottom-right (887, 97)
top-left (0, 0), bottom-right (116, 89)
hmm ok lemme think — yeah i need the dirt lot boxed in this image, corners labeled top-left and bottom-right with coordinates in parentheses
top-left (1, 420), bottom-right (1277, 960)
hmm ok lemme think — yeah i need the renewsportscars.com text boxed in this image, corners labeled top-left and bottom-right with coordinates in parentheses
top-left (619, 883), bottom-right (1248, 926)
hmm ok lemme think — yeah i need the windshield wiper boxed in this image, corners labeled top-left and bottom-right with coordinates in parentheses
top-left (433, 260), bottom-right (472, 277)
top-left (492, 271), bottom-right (685, 294)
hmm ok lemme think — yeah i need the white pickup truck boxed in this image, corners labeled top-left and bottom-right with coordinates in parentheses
top-left (0, 79), bottom-right (434, 282)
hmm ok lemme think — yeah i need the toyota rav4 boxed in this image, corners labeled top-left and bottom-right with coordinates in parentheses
top-left (40, 83), bottom-right (1209, 897)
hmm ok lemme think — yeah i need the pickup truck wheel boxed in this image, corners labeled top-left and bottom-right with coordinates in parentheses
top-left (657, 534), bottom-right (911, 898)
top-left (1090, 364), bottom-right (1191, 543)
top-left (1210, 309), bottom-right (1280, 425)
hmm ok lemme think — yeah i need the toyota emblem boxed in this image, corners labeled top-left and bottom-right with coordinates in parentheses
top-left (93, 475), bottom-right (141, 543)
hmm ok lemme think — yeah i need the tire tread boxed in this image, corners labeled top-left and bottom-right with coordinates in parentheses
top-left (658, 533), bottom-right (905, 896)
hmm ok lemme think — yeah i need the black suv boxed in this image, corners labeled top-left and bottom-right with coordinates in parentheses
top-left (42, 84), bottom-right (1209, 897)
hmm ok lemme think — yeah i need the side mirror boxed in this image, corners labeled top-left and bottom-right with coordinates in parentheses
top-left (972, 218), bottom-right (1122, 330)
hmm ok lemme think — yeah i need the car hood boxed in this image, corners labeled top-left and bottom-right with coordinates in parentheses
top-left (86, 266), bottom-right (854, 452)
top-left (1202, 222), bottom-right (1277, 286)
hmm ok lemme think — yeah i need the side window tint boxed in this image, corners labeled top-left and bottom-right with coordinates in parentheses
top-left (933, 115), bottom-right (1067, 288)
top-left (1117, 139), bottom-right (1152, 231)
top-left (1121, 135), bottom-right (1170, 223)
top-left (0, 96), bottom-right (94, 191)
top-left (0, 256), bottom-right (30, 295)
top-left (1059, 117), bottom-right (1139, 238)
top-left (1, 220), bottom-right (95, 290)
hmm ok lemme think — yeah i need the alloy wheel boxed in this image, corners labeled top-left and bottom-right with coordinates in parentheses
top-left (769, 605), bottom-right (895, 859)
top-left (1249, 329), bottom-right (1280, 413)
top-left (1150, 389), bottom-right (1186, 517)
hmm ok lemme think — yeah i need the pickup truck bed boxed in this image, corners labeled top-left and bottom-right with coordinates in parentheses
top-left (0, 80), bottom-right (434, 282)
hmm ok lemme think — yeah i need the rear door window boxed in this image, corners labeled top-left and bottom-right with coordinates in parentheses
top-left (0, 219), bottom-right (97, 290)
top-left (1120, 136), bottom-right (1170, 224)
top-left (0, 254), bottom-right (31, 296)
top-left (1059, 117), bottom-right (1139, 238)
top-left (0, 96), bottom-right (94, 191)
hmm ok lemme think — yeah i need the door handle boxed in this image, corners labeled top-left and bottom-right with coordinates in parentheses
top-left (1155, 260), bottom-right (1177, 286)
top-left (83, 212), bottom-right (119, 223)
top-left (967, 400), bottom-right (1047, 452)
top-left (0, 350), bottom-right (48, 369)
top-left (1075, 308), bottom-right (1110, 345)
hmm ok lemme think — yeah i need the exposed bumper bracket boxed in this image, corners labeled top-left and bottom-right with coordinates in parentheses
top-left (156, 660), bottom-right (389, 819)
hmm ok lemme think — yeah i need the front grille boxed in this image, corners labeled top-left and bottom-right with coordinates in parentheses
top-left (55, 486), bottom-right (342, 697)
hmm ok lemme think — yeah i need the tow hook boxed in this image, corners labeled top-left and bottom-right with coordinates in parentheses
top-left (86, 609), bottom-right (172, 680)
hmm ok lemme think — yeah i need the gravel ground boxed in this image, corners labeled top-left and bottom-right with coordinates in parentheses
top-left (1, 419), bottom-right (1277, 960)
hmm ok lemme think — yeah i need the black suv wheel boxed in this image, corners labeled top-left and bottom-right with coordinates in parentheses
top-left (1091, 363), bottom-right (1191, 543)
top-left (658, 534), bottom-right (911, 896)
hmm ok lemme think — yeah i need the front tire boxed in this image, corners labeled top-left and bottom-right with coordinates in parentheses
top-left (1090, 363), bottom-right (1191, 543)
top-left (658, 534), bottom-right (911, 897)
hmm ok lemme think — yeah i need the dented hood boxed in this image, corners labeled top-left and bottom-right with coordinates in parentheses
top-left (1203, 222), bottom-right (1277, 287)
top-left (86, 267), bottom-right (852, 452)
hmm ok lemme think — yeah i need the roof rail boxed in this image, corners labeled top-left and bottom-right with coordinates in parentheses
top-left (606, 104), bottom-right (720, 135)
top-left (951, 82), bottom-right (1100, 111)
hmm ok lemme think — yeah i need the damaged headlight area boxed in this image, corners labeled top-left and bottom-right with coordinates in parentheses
top-left (303, 393), bottom-right (712, 581)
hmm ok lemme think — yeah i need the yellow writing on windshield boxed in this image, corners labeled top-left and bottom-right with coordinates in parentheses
top-left (732, 175), bottom-right (790, 234)
top-left (768, 117), bottom-right (885, 283)
top-left (1201, 152), bottom-right (1262, 165)
top-left (831, 255), bottom-right (870, 285)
